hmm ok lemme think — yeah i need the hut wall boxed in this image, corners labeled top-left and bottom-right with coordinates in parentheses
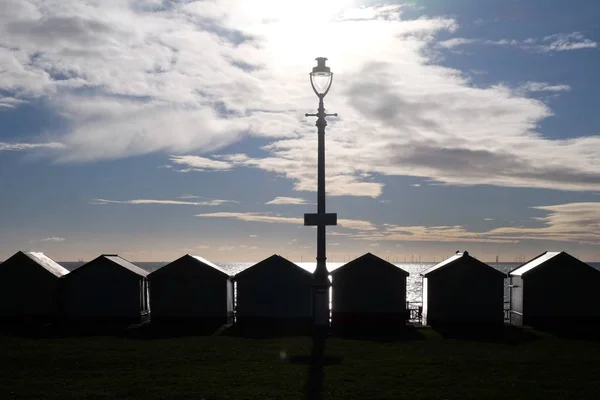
top-left (60, 261), bottom-right (144, 321)
top-left (332, 262), bottom-right (407, 314)
top-left (523, 258), bottom-right (600, 325)
top-left (149, 262), bottom-right (232, 321)
top-left (236, 262), bottom-right (313, 319)
top-left (0, 258), bottom-right (61, 319)
top-left (423, 261), bottom-right (504, 327)
top-left (509, 275), bottom-right (524, 326)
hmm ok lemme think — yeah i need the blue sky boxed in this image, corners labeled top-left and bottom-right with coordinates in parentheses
top-left (2, 0), bottom-right (600, 262)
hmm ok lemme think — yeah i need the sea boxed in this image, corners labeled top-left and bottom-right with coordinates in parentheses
top-left (58, 261), bottom-right (600, 305)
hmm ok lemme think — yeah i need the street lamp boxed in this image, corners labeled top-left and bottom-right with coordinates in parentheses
top-left (304, 57), bottom-right (338, 329)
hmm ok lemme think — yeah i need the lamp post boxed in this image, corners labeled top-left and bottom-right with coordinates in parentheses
top-left (304, 57), bottom-right (338, 329)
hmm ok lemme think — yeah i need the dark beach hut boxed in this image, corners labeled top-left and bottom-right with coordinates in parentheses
top-left (0, 251), bottom-right (69, 324)
top-left (330, 252), bottom-right (409, 331)
top-left (509, 251), bottom-right (600, 328)
top-left (421, 251), bottom-right (505, 328)
top-left (234, 254), bottom-right (314, 332)
top-left (58, 254), bottom-right (149, 325)
top-left (148, 254), bottom-right (233, 328)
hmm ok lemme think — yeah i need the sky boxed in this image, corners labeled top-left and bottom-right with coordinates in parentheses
top-left (2, 0), bottom-right (600, 263)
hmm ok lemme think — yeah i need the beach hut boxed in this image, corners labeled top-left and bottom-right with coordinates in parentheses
top-left (0, 251), bottom-right (69, 324)
top-left (234, 254), bottom-right (314, 332)
top-left (148, 254), bottom-right (233, 328)
top-left (58, 254), bottom-right (149, 325)
top-left (331, 252), bottom-right (409, 331)
top-left (421, 251), bottom-right (505, 328)
top-left (509, 251), bottom-right (600, 328)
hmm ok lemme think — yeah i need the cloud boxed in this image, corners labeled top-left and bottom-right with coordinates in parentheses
top-left (196, 212), bottom-right (377, 231)
top-left (437, 38), bottom-right (478, 48)
top-left (0, 96), bottom-right (26, 109)
top-left (1, 3), bottom-right (600, 195)
top-left (484, 218), bottom-right (495, 221)
top-left (352, 202), bottom-right (600, 245)
top-left (169, 155), bottom-right (233, 172)
top-left (265, 196), bottom-right (309, 205)
top-left (218, 245), bottom-right (235, 251)
top-left (517, 82), bottom-right (571, 95)
top-left (487, 202), bottom-right (600, 245)
top-left (249, 234), bottom-right (258, 237)
top-left (90, 198), bottom-right (236, 206)
top-left (541, 32), bottom-right (598, 52)
top-left (40, 237), bottom-right (65, 242)
top-left (438, 32), bottom-right (597, 53)
top-left (0, 142), bottom-right (65, 151)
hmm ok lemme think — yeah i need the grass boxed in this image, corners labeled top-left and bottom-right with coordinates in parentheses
top-left (1, 326), bottom-right (600, 399)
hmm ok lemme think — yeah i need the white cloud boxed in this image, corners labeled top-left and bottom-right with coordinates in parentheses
top-left (0, 96), bottom-right (26, 109)
top-left (90, 198), bottom-right (236, 206)
top-left (196, 211), bottom-right (377, 231)
top-left (218, 245), bottom-right (235, 251)
top-left (517, 82), bottom-right (571, 95)
top-left (351, 202), bottom-right (600, 245)
top-left (0, 142), bottom-right (65, 151)
top-left (40, 237), bottom-right (65, 242)
top-left (249, 234), bottom-right (258, 237)
top-left (487, 202), bottom-right (600, 245)
top-left (437, 38), bottom-right (478, 48)
top-left (541, 32), bottom-right (598, 52)
top-left (169, 155), bottom-right (233, 171)
top-left (439, 32), bottom-right (597, 53)
top-left (265, 197), bottom-right (309, 205)
top-left (1, 3), bottom-right (600, 195)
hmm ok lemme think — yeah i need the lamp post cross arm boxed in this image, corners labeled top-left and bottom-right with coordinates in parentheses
top-left (305, 112), bottom-right (338, 117)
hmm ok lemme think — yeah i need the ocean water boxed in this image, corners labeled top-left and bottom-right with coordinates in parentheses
top-left (59, 261), bottom-right (600, 305)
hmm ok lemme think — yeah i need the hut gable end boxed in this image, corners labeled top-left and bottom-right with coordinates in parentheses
top-left (331, 252), bottom-right (409, 278)
top-left (510, 251), bottom-right (599, 278)
top-left (235, 255), bottom-right (313, 282)
top-left (422, 251), bottom-right (505, 278)
top-left (148, 254), bottom-right (230, 280)
top-left (0, 251), bottom-right (68, 278)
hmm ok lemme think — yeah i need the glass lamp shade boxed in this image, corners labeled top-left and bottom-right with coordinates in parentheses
top-left (310, 57), bottom-right (333, 97)
top-left (310, 72), bottom-right (333, 96)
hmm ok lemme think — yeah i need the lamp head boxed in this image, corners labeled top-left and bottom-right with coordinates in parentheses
top-left (310, 57), bottom-right (333, 97)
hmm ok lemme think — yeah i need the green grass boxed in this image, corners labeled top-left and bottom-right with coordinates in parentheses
top-left (1, 327), bottom-right (600, 400)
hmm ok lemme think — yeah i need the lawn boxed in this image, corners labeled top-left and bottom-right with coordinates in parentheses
top-left (1, 327), bottom-right (599, 400)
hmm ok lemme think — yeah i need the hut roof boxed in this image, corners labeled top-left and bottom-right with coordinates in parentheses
top-left (509, 251), bottom-right (596, 277)
top-left (421, 251), bottom-right (504, 277)
top-left (68, 254), bottom-right (148, 278)
top-left (102, 255), bottom-right (148, 277)
top-left (148, 254), bottom-right (230, 277)
top-left (22, 251), bottom-right (69, 277)
top-left (330, 252), bottom-right (409, 276)
top-left (234, 254), bottom-right (313, 279)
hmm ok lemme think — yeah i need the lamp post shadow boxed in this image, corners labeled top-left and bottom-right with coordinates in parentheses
top-left (289, 327), bottom-right (341, 400)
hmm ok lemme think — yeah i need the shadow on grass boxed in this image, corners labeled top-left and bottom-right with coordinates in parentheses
top-left (530, 325), bottom-right (600, 342)
top-left (431, 324), bottom-right (541, 344)
top-left (130, 322), bottom-right (227, 339)
top-left (285, 327), bottom-right (342, 400)
top-left (219, 323), bottom-right (313, 339)
top-left (331, 324), bottom-right (425, 343)
top-left (0, 322), bottom-right (135, 339)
